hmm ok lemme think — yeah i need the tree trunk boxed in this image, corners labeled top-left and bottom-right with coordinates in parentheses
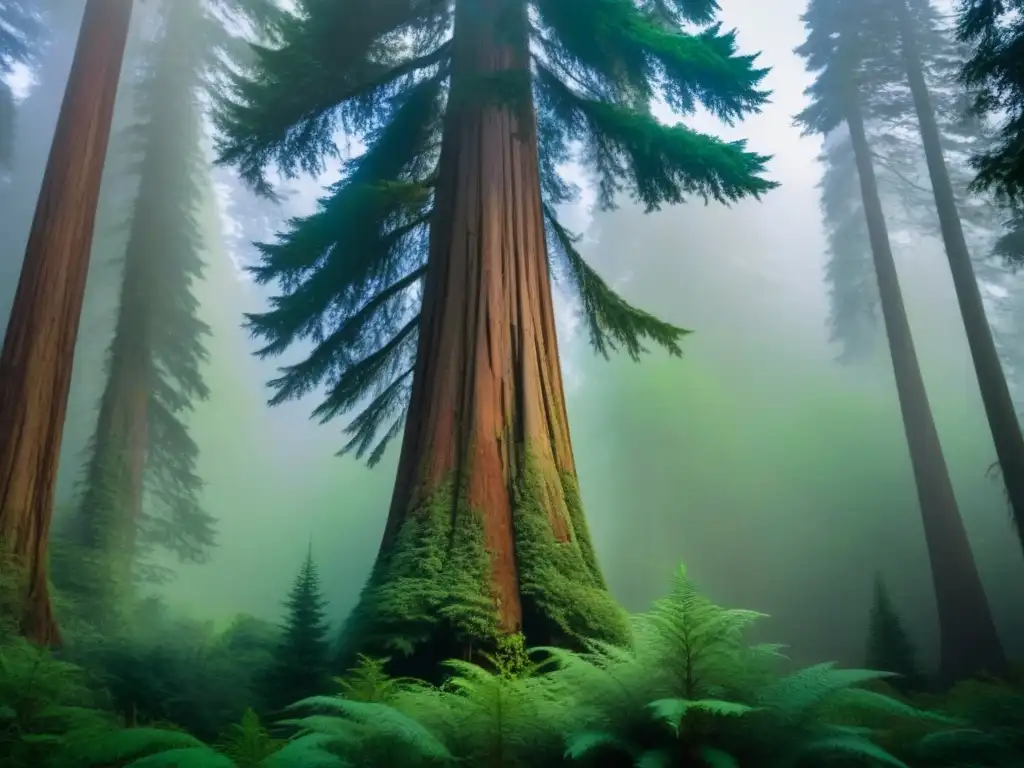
top-left (0, 0), bottom-right (134, 645)
top-left (65, 123), bottom-right (169, 605)
top-left (349, 0), bottom-right (625, 671)
top-left (894, 0), bottom-right (1024, 549)
top-left (845, 82), bottom-right (1006, 683)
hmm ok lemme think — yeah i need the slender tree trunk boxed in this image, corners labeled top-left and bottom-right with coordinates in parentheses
top-left (65, 145), bottom-right (157, 609)
top-left (845, 82), bottom-right (1006, 683)
top-left (361, 0), bottom-right (622, 668)
top-left (894, 0), bottom-right (1024, 544)
top-left (0, 0), bottom-right (134, 645)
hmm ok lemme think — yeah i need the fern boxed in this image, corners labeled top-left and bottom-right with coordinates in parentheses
top-left (281, 696), bottom-right (452, 765)
top-left (216, 708), bottom-right (283, 765)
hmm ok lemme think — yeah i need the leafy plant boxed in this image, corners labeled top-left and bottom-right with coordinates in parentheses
top-left (0, 638), bottom-right (114, 767)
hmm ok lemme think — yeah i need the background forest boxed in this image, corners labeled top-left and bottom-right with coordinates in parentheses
top-left (2, 0), bottom-right (1024, 766)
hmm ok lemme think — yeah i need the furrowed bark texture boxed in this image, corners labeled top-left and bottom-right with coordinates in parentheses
top-left (895, 0), bottom-right (1024, 545)
top-left (845, 82), bottom-right (1006, 684)
top-left (370, 0), bottom-right (617, 654)
top-left (0, 0), bottom-right (134, 645)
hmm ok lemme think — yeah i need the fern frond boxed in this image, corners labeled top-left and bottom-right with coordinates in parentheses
top-left (76, 727), bottom-right (210, 765)
top-left (124, 748), bottom-right (234, 768)
top-left (647, 697), bottom-right (757, 733)
top-left (757, 663), bottom-right (897, 720)
top-left (564, 729), bottom-right (636, 759)
top-left (798, 735), bottom-right (910, 767)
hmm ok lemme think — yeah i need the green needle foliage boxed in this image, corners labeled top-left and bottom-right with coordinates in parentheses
top-left (213, 0), bottom-right (777, 466)
top-left (864, 576), bottom-right (926, 695)
top-left (0, 0), bottom-right (43, 169)
top-left (260, 549), bottom-right (333, 715)
top-left (957, 0), bottom-right (1024, 204)
top-left (60, 0), bottom-right (282, 614)
top-left (812, 0), bottom-right (1024, 364)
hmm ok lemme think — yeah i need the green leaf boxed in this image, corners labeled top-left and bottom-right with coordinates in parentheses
top-left (800, 735), bottom-right (910, 767)
top-left (648, 697), bottom-right (756, 732)
top-left (699, 747), bottom-right (740, 768)
top-left (636, 749), bottom-right (674, 768)
top-left (564, 730), bottom-right (635, 759)
top-left (126, 747), bottom-right (235, 768)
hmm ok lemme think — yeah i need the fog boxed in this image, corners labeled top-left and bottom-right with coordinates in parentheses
top-left (1, 0), bottom-right (1023, 680)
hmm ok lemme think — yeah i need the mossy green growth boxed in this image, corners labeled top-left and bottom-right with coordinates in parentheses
top-left (339, 454), bottom-right (629, 669)
top-left (338, 478), bottom-right (500, 661)
top-left (513, 453), bottom-right (631, 648)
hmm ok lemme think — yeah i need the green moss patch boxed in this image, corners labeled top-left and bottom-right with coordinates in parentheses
top-left (513, 454), bottom-right (631, 648)
top-left (339, 479), bottom-right (500, 660)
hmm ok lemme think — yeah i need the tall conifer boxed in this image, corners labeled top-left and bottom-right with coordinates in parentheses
top-left (865, 575), bottom-right (925, 693)
top-left (957, 0), bottom-right (1024, 204)
top-left (216, 0), bottom-right (775, 671)
top-left (797, 0), bottom-right (1006, 683)
top-left (0, 1), bottom-right (44, 169)
top-left (260, 547), bottom-right (332, 714)
top-left (61, 0), bottom-right (280, 615)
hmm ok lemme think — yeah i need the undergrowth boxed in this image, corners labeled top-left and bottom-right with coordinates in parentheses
top-left (0, 564), bottom-right (1020, 767)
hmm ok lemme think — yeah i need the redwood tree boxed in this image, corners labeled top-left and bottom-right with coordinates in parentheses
top-left (797, 0), bottom-right (1006, 683)
top-left (59, 0), bottom-right (279, 615)
top-left (61, 0), bottom-right (215, 613)
top-left (0, 0), bottom-right (135, 645)
top-left (888, 0), bottom-right (1024, 548)
top-left (216, 0), bottom-right (774, 669)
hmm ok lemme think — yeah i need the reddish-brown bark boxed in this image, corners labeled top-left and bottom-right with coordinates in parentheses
top-left (0, 0), bottom-right (135, 645)
top-left (382, 0), bottom-right (580, 634)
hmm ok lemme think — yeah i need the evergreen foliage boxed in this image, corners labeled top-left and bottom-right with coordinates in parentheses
top-left (806, 0), bottom-right (1024, 365)
top-left (82, 564), bottom-right (997, 768)
top-left (63, 0), bottom-right (282, 611)
top-left (213, 0), bottom-right (776, 465)
top-left (0, 0), bottom-right (43, 169)
top-left (957, 0), bottom-right (1024, 204)
top-left (864, 575), bottom-right (926, 694)
top-left (260, 548), bottom-right (333, 715)
top-left (1, 563), bottom-right (1022, 766)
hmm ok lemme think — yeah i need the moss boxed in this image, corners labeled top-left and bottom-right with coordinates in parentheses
top-left (513, 452), bottom-right (631, 648)
top-left (340, 451), bottom-right (629, 672)
top-left (339, 479), bottom-right (500, 662)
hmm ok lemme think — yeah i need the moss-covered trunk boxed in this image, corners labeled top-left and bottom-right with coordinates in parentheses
top-left (345, 0), bottom-right (626, 670)
top-left (845, 81), bottom-right (1006, 683)
top-left (0, 0), bottom-right (134, 645)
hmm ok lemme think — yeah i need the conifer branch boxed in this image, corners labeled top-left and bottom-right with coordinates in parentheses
top-left (543, 204), bottom-right (690, 360)
top-left (310, 315), bottom-right (419, 424)
top-left (535, 64), bottom-right (777, 211)
top-left (339, 366), bottom-right (415, 466)
top-left (215, 28), bottom-right (451, 196)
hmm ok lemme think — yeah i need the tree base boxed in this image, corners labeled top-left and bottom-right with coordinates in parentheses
top-left (336, 462), bottom-right (630, 680)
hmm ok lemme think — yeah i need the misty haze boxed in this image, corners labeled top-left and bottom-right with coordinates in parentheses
top-left (1, 0), bottom-right (1024, 765)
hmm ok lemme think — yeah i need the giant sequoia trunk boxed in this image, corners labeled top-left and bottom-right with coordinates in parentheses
top-left (0, 0), bottom-right (134, 645)
top-left (894, 0), bottom-right (1024, 545)
top-left (346, 0), bottom-right (626, 672)
top-left (845, 83), bottom-right (1006, 683)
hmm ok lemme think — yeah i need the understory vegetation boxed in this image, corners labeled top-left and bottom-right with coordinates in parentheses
top-left (1, 561), bottom-right (1021, 768)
